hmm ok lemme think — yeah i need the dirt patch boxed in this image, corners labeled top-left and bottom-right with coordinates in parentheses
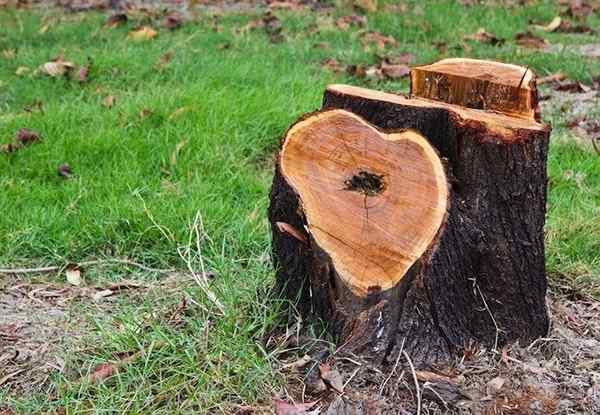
top-left (273, 294), bottom-right (600, 414)
top-left (0, 273), bottom-right (191, 398)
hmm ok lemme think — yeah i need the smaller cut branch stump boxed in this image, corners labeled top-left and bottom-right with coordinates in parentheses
top-left (268, 59), bottom-right (551, 367)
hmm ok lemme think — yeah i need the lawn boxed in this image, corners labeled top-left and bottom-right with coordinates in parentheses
top-left (0, 0), bottom-right (599, 412)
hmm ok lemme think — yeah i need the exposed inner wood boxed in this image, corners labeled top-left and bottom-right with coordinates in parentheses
top-left (411, 58), bottom-right (537, 119)
top-left (280, 110), bottom-right (448, 297)
top-left (327, 84), bottom-right (545, 138)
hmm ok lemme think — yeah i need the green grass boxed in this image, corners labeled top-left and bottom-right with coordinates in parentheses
top-left (0, 0), bottom-right (599, 412)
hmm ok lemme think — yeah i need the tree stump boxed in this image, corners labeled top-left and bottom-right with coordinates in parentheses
top-left (268, 59), bottom-right (551, 367)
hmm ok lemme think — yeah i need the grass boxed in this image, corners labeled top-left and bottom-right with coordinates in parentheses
top-left (0, 0), bottom-right (599, 412)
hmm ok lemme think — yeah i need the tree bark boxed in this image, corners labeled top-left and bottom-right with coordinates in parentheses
top-left (268, 59), bottom-right (551, 367)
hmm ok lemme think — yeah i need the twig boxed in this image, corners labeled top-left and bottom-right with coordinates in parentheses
top-left (475, 283), bottom-right (500, 352)
top-left (178, 211), bottom-right (225, 315)
top-left (379, 337), bottom-right (405, 395)
top-left (0, 259), bottom-right (175, 275)
top-left (403, 350), bottom-right (421, 415)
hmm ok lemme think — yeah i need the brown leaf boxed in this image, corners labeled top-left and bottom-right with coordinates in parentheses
top-left (263, 11), bottom-right (283, 43)
top-left (379, 52), bottom-right (415, 65)
top-left (486, 376), bottom-right (507, 396)
top-left (416, 370), bottom-right (455, 383)
top-left (78, 64), bottom-right (89, 83)
top-left (128, 26), bottom-right (158, 41)
top-left (361, 31), bottom-right (396, 50)
top-left (319, 363), bottom-right (344, 393)
top-left (1, 143), bottom-right (16, 154)
top-left (515, 31), bottom-right (549, 49)
top-left (537, 72), bottom-right (566, 84)
top-left (321, 58), bottom-right (344, 73)
top-left (157, 51), bottom-right (173, 68)
top-left (102, 95), bottom-right (115, 108)
top-left (15, 128), bottom-right (41, 145)
top-left (40, 59), bottom-right (75, 77)
top-left (354, 0), bottom-right (377, 13)
top-left (347, 64), bottom-right (367, 78)
top-left (66, 266), bottom-right (82, 286)
top-left (86, 351), bottom-right (141, 383)
top-left (105, 13), bottom-right (128, 28)
top-left (552, 80), bottom-right (591, 93)
top-left (273, 399), bottom-right (318, 415)
top-left (276, 222), bottom-right (308, 244)
top-left (380, 63), bottom-right (410, 79)
top-left (464, 28), bottom-right (504, 45)
top-left (58, 163), bottom-right (73, 179)
top-left (163, 11), bottom-right (184, 30)
top-left (335, 14), bottom-right (367, 30)
top-left (88, 362), bottom-right (117, 383)
top-left (561, 0), bottom-right (594, 19)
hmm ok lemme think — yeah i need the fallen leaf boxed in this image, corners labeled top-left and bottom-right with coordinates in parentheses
top-left (416, 370), bottom-right (455, 383)
top-left (66, 266), bottom-right (82, 286)
top-left (551, 80), bottom-right (591, 93)
top-left (354, 0), bottom-right (377, 13)
top-left (57, 163), bottom-right (72, 179)
top-left (2, 49), bottom-right (15, 59)
top-left (263, 11), bottom-right (283, 43)
top-left (92, 289), bottom-right (115, 301)
top-left (361, 31), bottom-right (396, 50)
top-left (170, 139), bottom-right (188, 167)
top-left (40, 59), bottom-right (75, 77)
top-left (78, 64), bottom-right (90, 83)
top-left (102, 95), bottom-right (115, 108)
top-left (533, 16), bottom-right (594, 33)
top-left (486, 376), bottom-right (506, 396)
top-left (537, 72), bottom-right (566, 84)
top-left (319, 363), bottom-right (344, 393)
top-left (105, 13), bottom-right (128, 28)
top-left (380, 63), bottom-right (410, 79)
top-left (128, 26), bottom-right (158, 41)
top-left (534, 16), bottom-right (563, 32)
top-left (15, 66), bottom-right (29, 76)
top-left (85, 350), bottom-right (143, 383)
top-left (321, 58), bottom-right (344, 73)
top-left (379, 52), bottom-right (415, 65)
top-left (163, 11), bottom-right (184, 30)
top-left (347, 63), bottom-right (368, 78)
top-left (273, 399), bottom-right (318, 415)
top-left (15, 128), bottom-right (41, 145)
top-left (335, 14), bottom-right (367, 30)
top-left (515, 31), bottom-right (549, 49)
top-left (156, 51), bottom-right (173, 69)
top-left (464, 28), bottom-right (504, 45)
top-left (276, 222), bottom-right (308, 244)
top-left (561, 0), bottom-right (594, 19)
top-left (281, 354), bottom-right (312, 370)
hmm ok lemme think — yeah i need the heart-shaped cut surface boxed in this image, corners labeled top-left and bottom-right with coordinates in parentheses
top-left (280, 110), bottom-right (448, 296)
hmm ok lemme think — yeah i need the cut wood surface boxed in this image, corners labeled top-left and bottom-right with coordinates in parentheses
top-left (281, 110), bottom-right (448, 296)
top-left (269, 59), bottom-right (551, 367)
top-left (411, 58), bottom-right (539, 120)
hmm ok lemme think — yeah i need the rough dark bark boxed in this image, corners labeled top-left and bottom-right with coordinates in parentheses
top-left (269, 72), bottom-right (551, 367)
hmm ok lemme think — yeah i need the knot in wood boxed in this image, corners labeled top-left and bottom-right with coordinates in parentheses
top-left (344, 170), bottom-right (385, 196)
